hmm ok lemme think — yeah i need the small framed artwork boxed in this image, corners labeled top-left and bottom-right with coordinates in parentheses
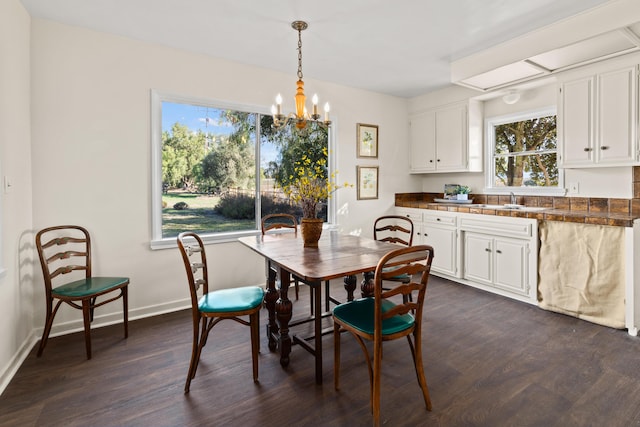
top-left (357, 123), bottom-right (378, 158)
top-left (357, 166), bottom-right (379, 200)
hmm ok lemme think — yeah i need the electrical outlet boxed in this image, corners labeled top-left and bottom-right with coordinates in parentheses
top-left (568, 182), bottom-right (579, 194)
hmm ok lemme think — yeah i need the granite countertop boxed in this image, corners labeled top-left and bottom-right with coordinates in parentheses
top-left (395, 193), bottom-right (640, 227)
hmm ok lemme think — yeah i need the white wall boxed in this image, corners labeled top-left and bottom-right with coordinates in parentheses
top-left (27, 20), bottom-right (419, 339)
top-left (0, 0), bottom-right (35, 393)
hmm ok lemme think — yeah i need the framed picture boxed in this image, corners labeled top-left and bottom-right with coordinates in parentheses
top-left (357, 166), bottom-right (379, 200)
top-left (357, 123), bottom-right (378, 158)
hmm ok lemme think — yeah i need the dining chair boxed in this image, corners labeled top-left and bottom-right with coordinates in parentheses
top-left (373, 215), bottom-right (415, 302)
top-left (177, 232), bottom-right (264, 393)
top-left (35, 225), bottom-right (129, 359)
top-left (333, 244), bottom-right (434, 427)
top-left (261, 214), bottom-right (300, 300)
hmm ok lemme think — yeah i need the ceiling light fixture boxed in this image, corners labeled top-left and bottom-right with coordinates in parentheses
top-left (271, 21), bottom-right (331, 130)
top-left (502, 90), bottom-right (521, 105)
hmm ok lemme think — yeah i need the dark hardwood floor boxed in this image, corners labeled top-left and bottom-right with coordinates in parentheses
top-left (2, 275), bottom-right (640, 426)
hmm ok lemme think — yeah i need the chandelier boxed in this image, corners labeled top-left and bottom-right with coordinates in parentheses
top-left (271, 21), bottom-right (331, 130)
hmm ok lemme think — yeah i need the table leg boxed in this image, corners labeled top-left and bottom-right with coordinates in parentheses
top-left (313, 280), bottom-right (323, 384)
top-left (361, 271), bottom-right (375, 298)
top-left (276, 267), bottom-right (293, 367)
top-left (343, 275), bottom-right (357, 301)
top-left (265, 267), bottom-right (279, 351)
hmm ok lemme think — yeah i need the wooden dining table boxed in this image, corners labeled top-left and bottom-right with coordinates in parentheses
top-left (238, 231), bottom-right (400, 384)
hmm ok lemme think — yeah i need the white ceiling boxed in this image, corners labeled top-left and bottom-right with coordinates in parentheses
top-left (19, 0), bottom-right (613, 98)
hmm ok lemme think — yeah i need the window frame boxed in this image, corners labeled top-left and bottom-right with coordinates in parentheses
top-left (484, 106), bottom-right (565, 196)
top-left (149, 90), bottom-right (337, 249)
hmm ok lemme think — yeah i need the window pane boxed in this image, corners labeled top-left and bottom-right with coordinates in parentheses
top-left (161, 102), bottom-right (256, 238)
top-left (494, 115), bottom-right (556, 155)
top-left (259, 118), bottom-right (329, 222)
top-left (494, 153), bottom-right (558, 187)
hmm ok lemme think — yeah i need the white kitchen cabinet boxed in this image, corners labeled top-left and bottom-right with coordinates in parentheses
top-left (463, 233), bottom-right (529, 297)
top-left (420, 211), bottom-right (458, 277)
top-left (458, 213), bottom-right (537, 304)
top-left (409, 100), bottom-right (483, 173)
top-left (559, 64), bottom-right (638, 168)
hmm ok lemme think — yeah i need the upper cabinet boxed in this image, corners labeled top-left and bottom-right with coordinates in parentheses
top-left (409, 100), bottom-right (483, 173)
top-left (558, 63), bottom-right (638, 168)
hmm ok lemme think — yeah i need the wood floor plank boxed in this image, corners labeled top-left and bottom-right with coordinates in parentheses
top-left (2, 275), bottom-right (640, 426)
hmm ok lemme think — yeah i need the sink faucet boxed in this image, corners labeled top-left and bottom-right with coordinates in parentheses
top-left (510, 192), bottom-right (516, 204)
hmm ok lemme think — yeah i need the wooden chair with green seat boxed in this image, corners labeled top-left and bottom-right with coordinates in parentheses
top-left (372, 215), bottom-right (414, 302)
top-left (35, 225), bottom-right (129, 360)
top-left (333, 244), bottom-right (434, 427)
top-left (177, 232), bottom-right (264, 393)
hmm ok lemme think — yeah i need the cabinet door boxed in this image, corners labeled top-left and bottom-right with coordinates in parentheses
top-left (409, 112), bottom-right (436, 172)
top-left (559, 76), bottom-right (595, 167)
top-left (463, 233), bottom-right (492, 286)
top-left (422, 225), bottom-right (457, 277)
top-left (597, 66), bottom-right (637, 165)
top-left (435, 104), bottom-right (467, 171)
top-left (493, 237), bottom-right (528, 296)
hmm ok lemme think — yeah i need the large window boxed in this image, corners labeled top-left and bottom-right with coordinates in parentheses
top-left (486, 108), bottom-right (562, 193)
top-left (150, 91), bottom-right (332, 248)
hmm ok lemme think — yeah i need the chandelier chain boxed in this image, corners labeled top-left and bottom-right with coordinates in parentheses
top-left (297, 27), bottom-right (303, 81)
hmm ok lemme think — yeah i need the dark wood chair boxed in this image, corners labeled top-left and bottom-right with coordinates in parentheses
top-left (261, 214), bottom-right (300, 300)
top-left (35, 225), bottom-right (129, 359)
top-left (177, 232), bottom-right (264, 393)
top-left (333, 245), bottom-right (434, 427)
top-left (373, 215), bottom-right (415, 302)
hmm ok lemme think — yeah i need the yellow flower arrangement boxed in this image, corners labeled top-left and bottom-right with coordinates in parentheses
top-left (283, 148), bottom-right (351, 219)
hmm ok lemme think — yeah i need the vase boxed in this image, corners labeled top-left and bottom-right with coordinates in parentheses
top-left (300, 218), bottom-right (324, 248)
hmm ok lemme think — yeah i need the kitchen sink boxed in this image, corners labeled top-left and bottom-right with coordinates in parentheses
top-left (472, 204), bottom-right (548, 212)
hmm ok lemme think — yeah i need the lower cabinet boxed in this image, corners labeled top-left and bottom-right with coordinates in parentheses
top-left (420, 211), bottom-right (459, 277)
top-left (463, 232), bottom-right (530, 297)
top-left (396, 207), bottom-right (538, 304)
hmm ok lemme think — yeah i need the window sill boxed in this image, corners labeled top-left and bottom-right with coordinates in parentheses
top-left (150, 223), bottom-right (338, 250)
top-left (483, 187), bottom-right (567, 197)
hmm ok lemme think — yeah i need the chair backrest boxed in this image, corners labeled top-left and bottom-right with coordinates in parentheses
top-left (373, 215), bottom-right (414, 246)
top-left (36, 225), bottom-right (92, 293)
top-left (261, 213), bottom-right (297, 235)
top-left (373, 245), bottom-right (434, 337)
top-left (177, 232), bottom-right (208, 310)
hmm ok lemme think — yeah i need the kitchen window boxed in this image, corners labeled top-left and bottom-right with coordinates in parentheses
top-left (485, 107), bottom-right (563, 195)
top-left (150, 91), bottom-right (334, 249)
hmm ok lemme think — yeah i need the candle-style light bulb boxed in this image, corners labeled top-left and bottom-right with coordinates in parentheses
top-left (324, 102), bottom-right (330, 121)
top-left (312, 94), bottom-right (319, 116)
top-left (271, 104), bottom-right (277, 115)
top-left (275, 93), bottom-right (282, 115)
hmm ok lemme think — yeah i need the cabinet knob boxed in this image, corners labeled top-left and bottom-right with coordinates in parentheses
top-left (436, 218), bottom-right (441, 221)
top-left (583, 147), bottom-right (593, 152)
top-left (485, 248), bottom-right (491, 252)
top-left (496, 250), bottom-right (502, 254)
top-left (437, 159), bottom-right (440, 162)
top-left (601, 146), bottom-right (610, 150)
top-left (429, 159), bottom-right (434, 163)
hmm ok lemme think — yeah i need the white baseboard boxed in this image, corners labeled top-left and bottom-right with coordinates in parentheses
top-left (0, 297), bottom-right (191, 396)
top-left (0, 331), bottom-right (37, 396)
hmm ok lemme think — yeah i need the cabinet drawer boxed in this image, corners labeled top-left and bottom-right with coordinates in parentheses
top-left (459, 215), bottom-right (533, 239)
top-left (395, 208), bottom-right (423, 223)
top-left (423, 212), bottom-right (457, 227)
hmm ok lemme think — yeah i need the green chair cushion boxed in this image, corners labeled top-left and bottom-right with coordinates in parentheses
top-left (333, 297), bottom-right (414, 336)
top-left (199, 286), bottom-right (265, 313)
top-left (52, 277), bottom-right (129, 298)
top-left (382, 266), bottom-right (411, 282)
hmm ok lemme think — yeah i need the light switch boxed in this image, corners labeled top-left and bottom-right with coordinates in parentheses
top-left (4, 176), bottom-right (13, 194)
